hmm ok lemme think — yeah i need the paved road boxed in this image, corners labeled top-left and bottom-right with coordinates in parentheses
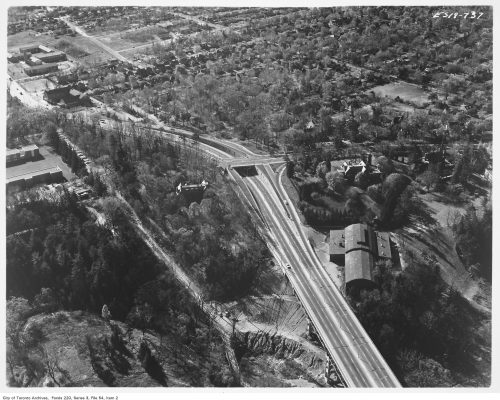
top-left (238, 165), bottom-right (401, 387)
top-left (226, 156), bottom-right (284, 168)
top-left (39, 75), bottom-right (400, 386)
top-left (8, 79), bottom-right (53, 110)
top-left (60, 17), bottom-right (132, 64)
top-left (140, 122), bottom-right (397, 387)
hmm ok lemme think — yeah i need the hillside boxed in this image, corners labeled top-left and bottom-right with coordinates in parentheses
top-left (8, 310), bottom-right (234, 387)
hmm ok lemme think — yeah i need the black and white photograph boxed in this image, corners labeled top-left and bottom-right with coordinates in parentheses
top-left (2, 0), bottom-right (496, 395)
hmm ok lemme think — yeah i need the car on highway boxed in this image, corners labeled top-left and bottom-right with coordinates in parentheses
top-left (286, 264), bottom-right (292, 270)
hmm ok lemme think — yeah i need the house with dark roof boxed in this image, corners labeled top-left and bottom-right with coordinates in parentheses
top-left (43, 86), bottom-right (90, 108)
top-left (337, 154), bottom-right (382, 185)
top-left (330, 223), bottom-right (393, 293)
top-left (176, 180), bottom-right (209, 195)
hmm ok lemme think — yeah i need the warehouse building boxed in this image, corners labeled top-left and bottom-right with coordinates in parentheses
top-left (6, 166), bottom-right (64, 192)
top-left (6, 145), bottom-right (40, 166)
top-left (18, 44), bottom-right (42, 54)
top-left (24, 62), bottom-right (59, 76)
top-left (329, 223), bottom-right (393, 293)
top-left (32, 50), bottom-right (67, 63)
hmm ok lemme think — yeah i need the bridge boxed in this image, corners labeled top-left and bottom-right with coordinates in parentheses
top-left (224, 156), bottom-right (285, 169)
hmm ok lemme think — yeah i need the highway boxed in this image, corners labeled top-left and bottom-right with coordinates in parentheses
top-left (239, 166), bottom-right (401, 387)
top-left (155, 128), bottom-right (399, 387)
top-left (18, 54), bottom-right (400, 384)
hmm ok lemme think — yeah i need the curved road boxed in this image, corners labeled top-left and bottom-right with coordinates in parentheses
top-left (136, 120), bottom-right (401, 387)
top-left (229, 163), bottom-right (401, 387)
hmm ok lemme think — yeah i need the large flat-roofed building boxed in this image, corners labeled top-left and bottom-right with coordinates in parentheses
top-left (18, 44), bottom-right (42, 54)
top-left (24, 62), bottom-right (59, 76)
top-left (329, 223), bottom-right (393, 293)
top-left (6, 145), bottom-right (40, 166)
top-left (32, 50), bottom-right (67, 63)
top-left (7, 166), bottom-right (64, 191)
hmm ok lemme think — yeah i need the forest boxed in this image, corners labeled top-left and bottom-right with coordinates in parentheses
top-left (351, 258), bottom-right (490, 387)
top-left (7, 194), bottom-right (164, 319)
top-left (43, 111), bottom-right (271, 302)
top-left (6, 194), bottom-right (236, 387)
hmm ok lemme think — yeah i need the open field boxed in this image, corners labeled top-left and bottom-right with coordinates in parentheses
top-left (8, 30), bottom-right (115, 66)
top-left (96, 32), bottom-right (161, 52)
top-left (7, 146), bottom-right (76, 182)
top-left (370, 82), bottom-right (430, 107)
top-left (95, 25), bottom-right (176, 52)
top-left (7, 30), bottom-right (53, 50)
top-left (42, 35), bottom-right (116, 65)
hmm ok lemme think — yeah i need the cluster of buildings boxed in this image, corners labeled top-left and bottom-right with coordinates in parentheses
top-left (6, 134), bottom-right (91, 194)
top-left (8, 9), bottom-right (72, 35)
top-left (329, 223), bottom-right (394, 293)
top-left (65, 6), bottom-right (168, 32)
top-left (6, 145), bottom-right (64, 192)
top-left (8, 43), bottom-right (67, 77)
top-left (388, 144), bottom-right (455, 178)
top-left (43, 86), bottom-right (91, 108)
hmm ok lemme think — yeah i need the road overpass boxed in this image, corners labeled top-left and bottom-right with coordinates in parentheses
top-left (236, 165), bottom-right (401, 387)
top-left (225, 156), bottom-right (285, 168)
top-left (57, 92), bottom-right (401, 387)
top-left (202, 136), bottom-right (401, 387)
top-left (136, 124), bottom-right (402, 386)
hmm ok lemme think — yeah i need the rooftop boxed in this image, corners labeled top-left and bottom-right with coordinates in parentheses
top-left (32, 50), bottom-right (65, 59)
top-left (329, 224), bottom-right (395, 287)
top-left (329, 230), bottom-right (346, 256)
top-left (6, 144), bottom-right (39, 156)
top-left (345, 249), bottom-right (374, 284)
top-left (7, 166), bottom-right (62, 184)
top-left (375, 231), bottom-right (392, 259)
top-left (25, 62), bottom-right (59, 71)
top-left (344, 223), bottom-right (377, 254)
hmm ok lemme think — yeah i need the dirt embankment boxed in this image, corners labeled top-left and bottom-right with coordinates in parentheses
top-left (235, 330), bottom-right (328, 387)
